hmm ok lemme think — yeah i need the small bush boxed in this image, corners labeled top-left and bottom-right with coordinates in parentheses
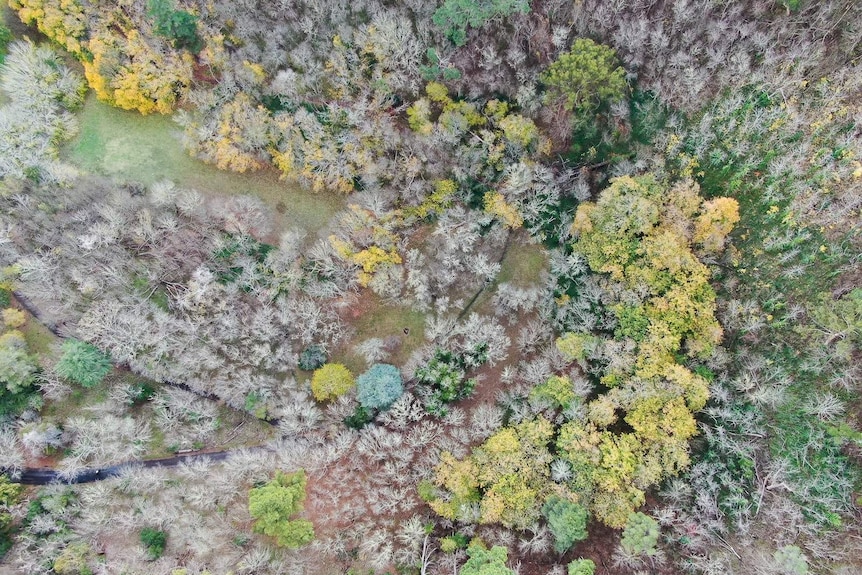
top-left (440, 533), bottom-right (469, 553)
top-left (140, 527), bottom-right (167, 559)
top-left (298, 344), bottom-right (327, 371)
top-left (310, 363), bottom-right (354, 401)
top-left (244, 391), bottom-right (268, 419)
top-left (55, 339), bottom-right (112, 388)
top-left (356, 363), bottom-right (403, 411)
top-left (344, 405), bottom-right (373, 429)
top-left (433, 0), bottom-right (529, 46)
top-left (0, 330), bottom-right (37, 395)
top-left (2, 309), bottom-right (25, 329)
top-left (773, 545), bottom-right (808, 575)
top-left (128, 382), bottom-right (156, 404)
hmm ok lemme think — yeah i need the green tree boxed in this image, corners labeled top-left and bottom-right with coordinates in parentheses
top-left (248, 470), bottom-right (314, 548)
top-left (542, 496), bottom-right (589, 553)
top-left (52, 542), bottom-right (91, 574)
top-left (530, 375), bottom-right (576, 410)
top-left (433, 0), bottom-right (530, 46)
top-left (310, 363), bottom-right (355, 402)
top-left (429, 417), bottom-right (556, 529)
top-left (55, 339), bottom-right (112, 388)
top-left (147, 0), bottom-right (203, 53)
top-left (568, 559), bottom-right (595, 575)
top-left (459, 544), bottom-right (516, 575)
top-left (415, 347), bottom-right (484, 416)
top-left (298, 344), bottom-right (327, 371)
top-left (356, 363), bottom-right (403, 411)
top-left (620, 512), bottom-right (659, 556)
top-left (541, 38), bottom-right (627, 114)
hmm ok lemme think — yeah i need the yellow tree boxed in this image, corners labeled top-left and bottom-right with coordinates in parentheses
top-left (556, 174), bottom-right (736, 527)
top-left (9, 0), bottom-right (87, 55)
top-left (84, 26), bottom-right (192, 115)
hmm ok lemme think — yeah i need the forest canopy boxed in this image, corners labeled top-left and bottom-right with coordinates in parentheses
top-left (0, 1), bottom-right (860, 575)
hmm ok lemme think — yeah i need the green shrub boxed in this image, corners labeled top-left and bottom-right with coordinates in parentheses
top-left (0, 475), bottom-right (22, 558)
top-left (248, 470), bottom-right (314, 548)
top-left (0, 23), bottom-right (11, 64)
top-left (140, 528), bottom-right (167, 559)
top-left (55, 339), bottom-right (112, 388)
top-left (356, 363), bottom-right (403, 411)
top-left (298, 344), bottom-right (327, 371)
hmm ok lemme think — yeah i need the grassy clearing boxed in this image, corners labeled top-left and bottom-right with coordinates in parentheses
top-left (63, 95), bottom-right (345, 236)
top-left (18, 315), bottom-right (56, 360)
top-left (496, 241), bottom-right (548, 286)
top-left (334, 296), bottom-right (428, 376)
top-left (470, 239), bottom-right (548, 317)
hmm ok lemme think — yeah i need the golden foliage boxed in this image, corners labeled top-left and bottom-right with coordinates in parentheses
top-left (10, 0), bottom-right (87, 55)
top-left (84, 27), bottom-right (192, 115)
top-left (483, 191), bottom-right (523, 229)
top-left (694, 197), bottom-right (741, 253)
top-left (310, 363), bottom-right (355, 401)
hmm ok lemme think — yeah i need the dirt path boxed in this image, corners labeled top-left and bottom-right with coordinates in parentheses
top-left (17, 448), bottom-right (249, 485)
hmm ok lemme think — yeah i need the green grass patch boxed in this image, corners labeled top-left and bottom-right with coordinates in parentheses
top-left (464, 239), bottom-right (548, 318)
top-left (338, 298), bottom-right (427, 372)
top-left (63, 95), bottom-right (345, 235)
top-left (19, 316), bottom-right (57, 359)
top-left (496, 242), bottom-right (548, 286)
